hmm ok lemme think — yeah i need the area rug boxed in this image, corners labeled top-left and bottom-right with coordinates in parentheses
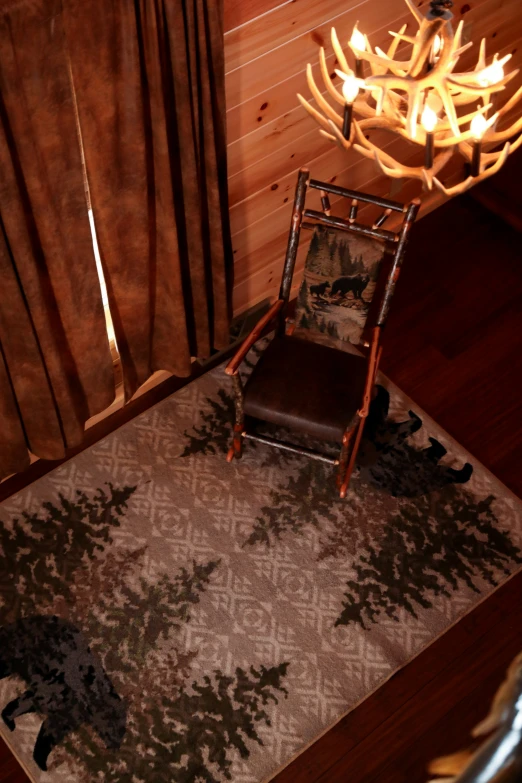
top-left (1, 345), bottom-right (521, 783)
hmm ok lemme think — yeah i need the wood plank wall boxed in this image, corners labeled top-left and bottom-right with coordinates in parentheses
top-left (223, 0), bottom-right (522, 315)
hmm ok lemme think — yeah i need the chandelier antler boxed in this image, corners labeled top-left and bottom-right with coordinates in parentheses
top-left (297, 0), bottom-right (522, 196)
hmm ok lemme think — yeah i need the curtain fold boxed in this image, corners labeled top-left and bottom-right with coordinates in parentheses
top-left (0, 0), bottom-right (231, 480)
top-left (0, 0), bottom-right (116, 479)
top-left (63, 0), bottom-right (232, 400)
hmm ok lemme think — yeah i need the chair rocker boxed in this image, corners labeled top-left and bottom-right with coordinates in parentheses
top-left (225, 168), bottom-right (420, 498)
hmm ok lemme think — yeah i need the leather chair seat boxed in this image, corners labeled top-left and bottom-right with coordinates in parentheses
top-left (243, 335), bottom-right (367, 442)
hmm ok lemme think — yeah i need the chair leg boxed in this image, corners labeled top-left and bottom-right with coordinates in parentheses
top-left (337, 426), bottom-right (357, 490)
top-left (227, 374), bottom-right (245, 462)
top-left (339, 416), bottom-right (365, 499)
top-left (227, 423), bottom-right (244, 462)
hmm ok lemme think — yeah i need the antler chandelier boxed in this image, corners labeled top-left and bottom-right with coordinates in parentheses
top-left (298, 0), bottom-right (522, 196)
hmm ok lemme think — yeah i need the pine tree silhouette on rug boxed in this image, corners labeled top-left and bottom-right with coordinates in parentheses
top-left (181, 388), bottom-right (235, 457)
top-left (0, 484), bottom-right (137, 623)
top-left (337, 486), bottom-right (522, 628)
top-left (78, 663), bottom-right (289, 783)
top-left (98, 559), bottom-right (220, 674)
top-left (181, 345), bottom-right (264, 458)
top-left (245, 460), bottom-right (340, 547)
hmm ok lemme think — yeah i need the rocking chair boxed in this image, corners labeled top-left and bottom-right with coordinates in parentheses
top-left (225, 168), bottom-right (420, 498)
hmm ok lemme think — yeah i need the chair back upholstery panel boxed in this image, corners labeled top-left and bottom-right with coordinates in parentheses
top-left (294, 225), bottom-right (387, 350)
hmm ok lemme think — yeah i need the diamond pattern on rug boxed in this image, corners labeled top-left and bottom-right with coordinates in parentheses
top-left (0, 352), bottom-right (521, 783)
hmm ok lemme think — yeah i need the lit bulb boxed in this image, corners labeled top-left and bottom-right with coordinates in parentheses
top-left (421, 104), bottom-right (438, 132)
top-left (342, 74), bottom-right (361, 104)
top-left (432, 34), bottom-right (442, 57)
top-left (470, 112), bottom-right (487, 140)
top-left (477, 60), bottom-right (505, 87)
top-left (350, 26), bottom-right (366, 51)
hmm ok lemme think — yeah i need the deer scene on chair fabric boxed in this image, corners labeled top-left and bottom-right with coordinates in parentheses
top-left (295, 226), bottom-right (386, 349)
top-left (0, 346), bottom-right (521, 783)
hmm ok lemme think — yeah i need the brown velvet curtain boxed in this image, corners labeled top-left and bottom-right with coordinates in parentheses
top-left (0, 0), bottom-right (231, 479)
top-left (63, 0), bottom-right (232, 399)
top-left (0, 0), bottom-right (115, 479)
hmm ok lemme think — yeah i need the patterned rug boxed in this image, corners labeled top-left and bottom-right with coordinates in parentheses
top-left (1, 345), bottom-right (521, 783)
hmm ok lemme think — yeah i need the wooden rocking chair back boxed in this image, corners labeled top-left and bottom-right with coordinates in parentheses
top-left (225, 168), bottom-right (420, 498)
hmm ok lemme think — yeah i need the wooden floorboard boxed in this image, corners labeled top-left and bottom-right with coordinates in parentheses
top-left (1, 194), bottom-right (522, 781)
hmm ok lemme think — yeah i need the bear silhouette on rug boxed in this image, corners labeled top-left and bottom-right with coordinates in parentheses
top-left (0, 615), bottom-right (126, 771)
top-left (360, 385), bottom-right (473, 497)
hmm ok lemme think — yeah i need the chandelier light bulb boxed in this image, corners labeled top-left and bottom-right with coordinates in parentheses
top-left (421, 104), bottom-right (438, 132)
top-left (341, 74), bottom-right (361, 104)
top-left (432, 34), bottom-right (442, 57)
top-left (477, 58), bottom-right (507, 87)
top-left (350, 26), bottom-right (366, 51)
top-left (470, 112), bottom-right (488, 140)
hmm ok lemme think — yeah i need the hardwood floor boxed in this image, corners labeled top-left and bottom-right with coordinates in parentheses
top-left (1, 194), bottom-right (521, 782)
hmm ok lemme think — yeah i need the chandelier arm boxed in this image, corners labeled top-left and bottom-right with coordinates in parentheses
top-left (494, 85), bottom-right (522, 119)
top-left (388, 32), bottom-right (418, 46)
top-left (383, 93), bottom-right (408, 123)
top-left (297, 94), bottom-right (334, 133)
top-left (357, 117), bottom-right (404, 133)
top-left (450, 91), bottom-right (484, 107)
top-left (406, 85), bottom-right (422, 138)
top-left (450, 41), bottom-right (473, 61)
top-left (481, 115), bottom-right (522, 143)
top-left (448, 69), bottom-right (519, 92)
top-left (458, 137), bottom-right (521, 165)
top-left (330, 28), bottom-right (351, 74)
top-left (323, 124), bottom-right (348, 151)
top-left (305, 64), bottom-right (343, 127)
top-left (434, 102), bottom-right (492, 133)
top-left (349, 46), bottom-right (409, 77)
top-left (388, 24), bottom-right (409, 58)
top-left (475, 38), bottom-right (487, 72)
top-left (327, 120), bottom-right (355, 151)
top-left (319, 128), bottom-right (339, 143)
top-left (453, 19), bottom-right (464, 54)
top-left (433, 142), bottom-right (511, 197)
top-left (437, 82), bottom-right (461, 136)
top-left (409, 17), bottom-right (449, 78)
top-left (433, 174), bottom-right (475, 197)
top-left (404, 0), bottom-right (423, 25)
top-left (319, 48), bottom-right (345, 106)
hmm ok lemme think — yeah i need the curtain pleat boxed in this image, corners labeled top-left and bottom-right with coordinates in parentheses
top-left (0, 0), bottom-right (115, 476)
top-left (63, 0), bottom-right (232, 400)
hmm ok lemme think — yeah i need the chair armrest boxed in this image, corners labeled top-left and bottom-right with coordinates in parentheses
top-left (225, 299), bottom-right (285, 376)
top-left (358, 327), bottom-right (382, 418)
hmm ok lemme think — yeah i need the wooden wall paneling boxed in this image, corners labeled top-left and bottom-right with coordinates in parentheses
top-left (231, 136), bottom-right (428, 264)
top-left (224, 0), bottom-right (359, 72)
top-left (225, 0), bottom-right (515, 71)
top-left (228, 126), bottom-right (334, 205)
top-left (223, 0), bottom-right (287, 34)
top-left (229, 133), bottom-right (413, 233)
top-left (224, 1), bottom-right (420, 109)
top-left (228, 126), bottom-right (398, 207)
